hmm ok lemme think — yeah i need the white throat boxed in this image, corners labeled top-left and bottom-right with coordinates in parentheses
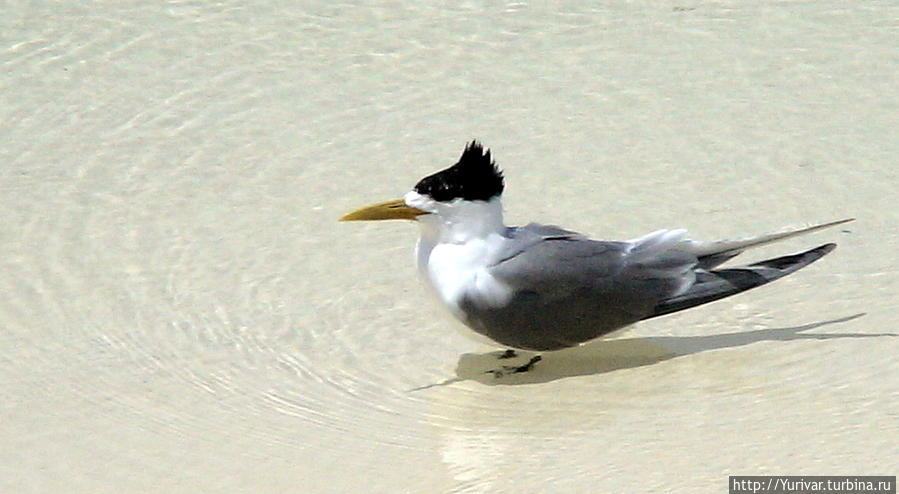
top-left (404, 192), bottom-right (513, 320)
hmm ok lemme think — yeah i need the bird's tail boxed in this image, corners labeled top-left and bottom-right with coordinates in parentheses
top-left (688, 218), bottom-right (852, 269)
top-left (644, 243), bottom-right (836, 319)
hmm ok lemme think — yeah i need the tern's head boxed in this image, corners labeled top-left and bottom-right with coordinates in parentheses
top-left (340, 141), bottom-right (505, 230)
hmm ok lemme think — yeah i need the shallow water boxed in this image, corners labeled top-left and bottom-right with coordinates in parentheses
top-left (1, 2), bottom-right (897, 493)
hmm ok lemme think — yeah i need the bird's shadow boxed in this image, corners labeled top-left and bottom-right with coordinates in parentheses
top-left (412, 313), bottom-right (891, 389)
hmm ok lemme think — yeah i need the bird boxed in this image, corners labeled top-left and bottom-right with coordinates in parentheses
top-left (340, 141), bottom-right (851, 376)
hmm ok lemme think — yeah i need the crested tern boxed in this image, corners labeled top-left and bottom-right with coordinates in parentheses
top-left (341, 141), bottom-right (851, 375)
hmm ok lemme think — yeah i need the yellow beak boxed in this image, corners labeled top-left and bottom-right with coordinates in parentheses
top-left (339, 198), bottom-right (428, 222)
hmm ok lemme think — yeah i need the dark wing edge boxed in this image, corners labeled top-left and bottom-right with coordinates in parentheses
top-left (644, 243), bottom-right (836, 319)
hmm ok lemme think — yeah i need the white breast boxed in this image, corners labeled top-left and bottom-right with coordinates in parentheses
top-left (416, 234), bottom-right (513, 318)
top-left (406, 193), bottom-right (513, 323)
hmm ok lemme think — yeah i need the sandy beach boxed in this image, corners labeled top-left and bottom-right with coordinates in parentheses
top-left (1, 2), bottom-right (896, 492)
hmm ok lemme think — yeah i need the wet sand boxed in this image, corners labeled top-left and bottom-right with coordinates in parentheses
top-left (1, 2), bottom-right (896, 493)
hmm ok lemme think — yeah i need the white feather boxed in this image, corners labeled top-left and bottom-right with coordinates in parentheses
top-left (408, 193), bottom-right (513, 317)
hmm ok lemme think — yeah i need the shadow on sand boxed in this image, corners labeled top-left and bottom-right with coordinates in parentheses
top-left (411, 313), bottom-right (893, 389)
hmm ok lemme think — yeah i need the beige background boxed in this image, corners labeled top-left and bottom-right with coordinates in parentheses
top-left (1, 2), bottom-right (896, 493)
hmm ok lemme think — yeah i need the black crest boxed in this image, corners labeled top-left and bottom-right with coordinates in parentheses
top-left (414, 141), bottom-right (505, 202)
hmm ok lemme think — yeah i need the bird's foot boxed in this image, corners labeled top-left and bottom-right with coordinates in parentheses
top-left (497, 349), bottom-right (518, 359)
top-left (486, 355), bottom-right (542, 378)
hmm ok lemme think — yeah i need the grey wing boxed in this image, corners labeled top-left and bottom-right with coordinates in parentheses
top-left (460, 225), bottom-right (697, 351)
top-left (646, 243), bottom-right (837, 319)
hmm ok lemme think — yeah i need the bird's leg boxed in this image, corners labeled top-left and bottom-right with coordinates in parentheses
top-left (497, 349), bottom-right (518, 359)
top-left (510, 355), bottom-right (542, 373)
top-left (487, 355), bottom-right (542, 378)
